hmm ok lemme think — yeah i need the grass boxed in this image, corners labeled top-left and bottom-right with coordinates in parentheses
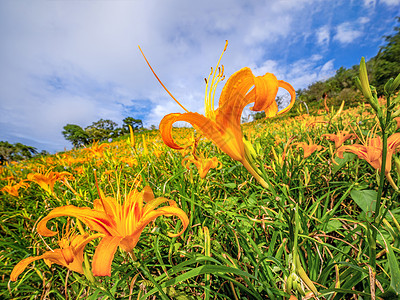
top-left (1, 100), bottom-right (399, 299)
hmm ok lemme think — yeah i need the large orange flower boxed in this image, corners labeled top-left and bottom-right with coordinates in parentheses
top-left (141, 41), bottom-right (295, 188)
top-left (37, 186), bottom-right (188, 276)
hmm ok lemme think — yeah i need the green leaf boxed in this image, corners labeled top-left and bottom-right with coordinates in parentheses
top-left (223, 182), bottom-right (236, 189)
top-left (333, 152), bottom-right (356, 175)
top-left (143, 265), bottom-right (258, 299)
top-left (382, 235), bottom-right (400, 295)
top-left (326, 219), bottom-right (342, 233)
top-left (350, 189), bottom-right (377, 218)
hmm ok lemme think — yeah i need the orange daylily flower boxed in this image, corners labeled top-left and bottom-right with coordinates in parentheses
top-left (322, 130), bottom-right (356, 148)
top-left (83, 141), bottom-right (109, 158)
top-left (183, 155), bottom-right (222, 179)
top-left (27, 169), bottom-right (73, 194)
top-left (140, 41), bottom-right (296, 188)
top-left (394, 117), bottom-right (400, 130)
top-left (11, 231), bottom-right (101, 281)
top-left (181, 138), bottom-right (222, 178)
top-left (37, 185), bottom-right (189, 276)
top-left (0, 180), bottom-right (29, 197)
top-left (337, 132), bottom-right (400, 174)
top-left (295, 141), bottom-right (325, 158)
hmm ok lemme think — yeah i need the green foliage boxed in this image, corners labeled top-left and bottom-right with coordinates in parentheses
top-left (84, 119), bottom-right (118, 143)
top-left (0, 141), bottom-right (37, 164)
top-left (252, 111), bottom-right (266, 121)
top-left (62, 124), bottom-right (90, 148)
top-left (62, 117), bottom-right (144, 147)
top-left (372, 17), bottom-right (400, 95)
top-left (122, 117), bottom-right (143, 133)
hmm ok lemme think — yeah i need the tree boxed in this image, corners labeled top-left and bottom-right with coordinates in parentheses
top-left (372, 17), bottom-right (400, 94)
top-left (252, 111), bottom-right (266, 121)
top-left (122, 117), bottom-right (143, 134)
top-left (0, 141), bottom-right (38, 164)
top-left (62, 124), bottom-right (89, 148)
top-left (84, 119), bottom-right (118, 143)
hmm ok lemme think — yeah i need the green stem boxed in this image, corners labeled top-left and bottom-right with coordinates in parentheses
top-left (129, 252), bottom-right (170, 300)
top-left (241, 159), bottom-right (269, 189)
top-left (369, 95), bottom-right (391, 295)
top-left (139, 264), bottom-right (170, 300)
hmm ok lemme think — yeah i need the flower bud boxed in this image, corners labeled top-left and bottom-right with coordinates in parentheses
top-left (391, 73), bottom-right (400, 92)
top-left (359, 57), bottom-right (373, 100)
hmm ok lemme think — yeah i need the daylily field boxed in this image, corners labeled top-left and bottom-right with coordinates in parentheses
top-left (1, 51), bottom-right (400, 300)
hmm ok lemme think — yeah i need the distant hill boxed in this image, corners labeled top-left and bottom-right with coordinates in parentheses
top-left (296, 17), bottom-right (400, 109)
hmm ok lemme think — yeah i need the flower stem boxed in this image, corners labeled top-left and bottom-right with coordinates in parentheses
top-left (128, 251), bottom-right (170, 300)
top-left (241, 159), bottom-right (269, 189)
top-left (369, 96), bottom-right (392, 296)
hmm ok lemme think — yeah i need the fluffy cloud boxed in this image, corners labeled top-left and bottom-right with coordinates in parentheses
top-left (316, 25), bottom-right (331, 47)
top-left (334, 22), bottom-right (363, 44)
top-left (0, 0), bottom-right (398, 152)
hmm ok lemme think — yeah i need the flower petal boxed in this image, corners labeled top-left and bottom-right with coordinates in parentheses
top-left (136, 204), bottom-right (189, 238)
top-left (160, 112), bottom-right (244, 161)
top-left (92, 236), bottom-right (123, 276)
top-left (218, 67), bottom-right (255, 127)
top-left (11, 255), bottom-right (44, 281)
top-left (250, 73), bottom-right (279, 114)
top-left (37, 205), bottom-right (117, 237)
top-left (277, 80), bottom-right (296, 115)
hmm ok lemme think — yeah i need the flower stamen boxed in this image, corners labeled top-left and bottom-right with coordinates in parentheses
top-left (205, 41), bottom-right (228, 120)
top-left (138, 46), bottom-right (189, 113)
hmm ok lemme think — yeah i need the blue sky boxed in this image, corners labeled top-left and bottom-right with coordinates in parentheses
top-left (0, 0), bottom-right (399, 153)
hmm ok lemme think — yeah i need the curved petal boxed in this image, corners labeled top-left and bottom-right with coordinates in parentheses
top-left (98, 196), bottom-right (119, 220)
top-left (138, 205), bottom-right (189, 237)
top-left (159, 113), bottom-right (186, 150)
top-left (37, 205), bottom-right (117, 237)
top-left (388, 133), bottom-right (400, 152)
top-left (141, 196), bottom-right (170, 215)
top-left (277, 80), bottom-right (296, 115)
top-left (11, 255), bottom-right (45, 281)
top-left (142, 186), bottom-right (155, 203)
top-left (92, 236), bottom-right (123, 276)
top-left (160, 112), bottom-right (244, 162)
top-left (250, 73), bottom-right (279, 113)
top-left (120, 205), bottom-right (189, 253)
top-left (217, 67), bottom-right (255, 127)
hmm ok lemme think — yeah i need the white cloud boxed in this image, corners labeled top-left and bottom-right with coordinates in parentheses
top-left (358, 17), bottom-right (370, 24)
top-left (0, 0), bottom-right (395, 152)
top-left (334, 22), bottom-right (363, 44)
top-left (316, 25), bottom-right (330, 47)
top-left (380, 0), bottom-right (400, 5)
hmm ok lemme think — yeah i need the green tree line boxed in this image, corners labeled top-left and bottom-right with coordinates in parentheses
top-left (62, 117), bottom-right (143, 148)
top-left (0, 141), bottom-right (49, 165)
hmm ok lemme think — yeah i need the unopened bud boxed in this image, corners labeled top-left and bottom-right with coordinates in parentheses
top-left (359, 57), bottom-right (373, 100)
top-left (391, 73), bottom-right (400, 92)
top-left (384, 78), bottom-right (394, 95)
